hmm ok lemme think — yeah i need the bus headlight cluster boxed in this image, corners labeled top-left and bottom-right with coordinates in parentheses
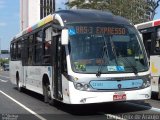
top-left (75, 83), bottom-right (90, 91)
top-left (142, 80), bottom-right (151, 88)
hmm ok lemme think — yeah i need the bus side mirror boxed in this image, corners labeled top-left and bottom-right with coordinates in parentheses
top-left (61, 29), bottom-right (68, 45)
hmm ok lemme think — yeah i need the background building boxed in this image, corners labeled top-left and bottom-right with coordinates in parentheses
top-left (40, 0), bottom-right (55, 19)
top-left (20, 0), bottom-right (55, 31)
top-left (0, 50), bottom-right (10, 59)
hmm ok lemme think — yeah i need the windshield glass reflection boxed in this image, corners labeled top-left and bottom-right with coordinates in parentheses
top-left (68, 23), bottom-right (148, 74)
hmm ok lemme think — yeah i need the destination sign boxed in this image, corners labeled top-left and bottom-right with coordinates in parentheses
top-left (73, 26), bottom-right (127, 35)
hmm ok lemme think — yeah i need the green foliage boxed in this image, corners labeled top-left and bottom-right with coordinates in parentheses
top-left (0, 59), bottom-right (9, 66)
top-left (67, 0), bottom-right (109, 10)
top-left (67, 0), bottom-right (159, 24)
top-left (105, 0), bottom-right (149, 24)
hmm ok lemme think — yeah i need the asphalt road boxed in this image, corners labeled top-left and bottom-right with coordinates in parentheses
top-left (0, 71), bottom-right (160, 120)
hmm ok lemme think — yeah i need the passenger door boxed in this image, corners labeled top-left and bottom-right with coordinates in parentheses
top-left (52, 28), bottom-right (63, 100)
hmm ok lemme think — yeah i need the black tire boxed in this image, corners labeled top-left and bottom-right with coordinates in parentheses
top-left (44, 83), bottom-right (55, 105)
top-left (151, 92), bottom-right (159, 100)
top-left (17, 79), bottom-right (23, 92)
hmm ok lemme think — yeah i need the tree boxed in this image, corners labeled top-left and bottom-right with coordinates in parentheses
top-left (66, 0), bottom-right (160, 24)
top-left (108, 0), bottom-right (151, 24)
top-left (0, 59), bottom-right (9, 66)
top-left (148, 0), bottom-right (160, 19)
top-left (66, 0), bottom-right (109, 10)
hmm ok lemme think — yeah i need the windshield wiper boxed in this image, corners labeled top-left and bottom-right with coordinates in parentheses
top-left (109, 36), bottom-right (138, 75)
top-left (119, 57), bottom-right (138, 75)
top-left (96, 39), bottom-right (109, 77)
top-left (110, 36), bottom-right (119, 66)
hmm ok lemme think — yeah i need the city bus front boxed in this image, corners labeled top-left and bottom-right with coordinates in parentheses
top-left (63, 23), bottom-right (151, 104)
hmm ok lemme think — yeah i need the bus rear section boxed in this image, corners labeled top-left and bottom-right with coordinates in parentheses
top-left (10, 9), bottom-right (151, 105)
top-left (135, 19), bottom-right (160, 99)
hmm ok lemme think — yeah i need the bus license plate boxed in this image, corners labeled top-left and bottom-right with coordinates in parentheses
top-left (113, 94), bottom-right (126, 101)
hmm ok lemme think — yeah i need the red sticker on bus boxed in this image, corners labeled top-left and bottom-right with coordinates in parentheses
top-left (154, 20), bottom-right (160, 27)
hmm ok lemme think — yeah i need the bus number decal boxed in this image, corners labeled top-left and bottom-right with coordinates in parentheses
top-left (72, 26), bottom-right (126, 35)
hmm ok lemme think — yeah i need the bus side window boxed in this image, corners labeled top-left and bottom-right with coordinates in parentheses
top-left (155, 40), bottom-right (160, 52)
top-left (17, 41), bottom-right (21, 59)
top-left (28, 35), bottom-right (34, 65)
top-left (21, 38), bottom-right (28, 65)
top-left (13, 43), bottom-right (17, 60)
top-left (155, 28), bottom-right (160, 53)
top-left (10, 43), bottom-right (14, 60)
top-left (43, 27), bottom-right (52, 64)
top-left (35, 30), bottom-right (43, 64)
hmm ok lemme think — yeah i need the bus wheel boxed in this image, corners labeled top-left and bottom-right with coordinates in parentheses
top-left (16, 75), bottom-right (23, 92)
top-left (151, 79), bottom-right (160, 100)
top-left (44, 83), bottom-right (54, 105)
top-left (151, 92), bottom-right (159, 100)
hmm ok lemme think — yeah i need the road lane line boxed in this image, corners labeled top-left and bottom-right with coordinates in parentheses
top-left (0, 79), bottom-right (8, 82)
top-left (126, 102), bottom-right (160, 113)
top-left (0, 75), bottom-right (10, 79)
top-left (150, 107), bottom-right (160, 113)
top-left (0, 90), bottom-right (47, 120)
top-left (105, 114), bottom-right (127, 120)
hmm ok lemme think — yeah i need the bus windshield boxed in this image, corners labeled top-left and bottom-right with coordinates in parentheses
top-left (68, 23), bottom-right (148, 74)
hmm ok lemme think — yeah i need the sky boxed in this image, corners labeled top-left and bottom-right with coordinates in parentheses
top-left (0, 0), bottom-right (19, 50)
top-left (0, 0), bottom-right (160, 50)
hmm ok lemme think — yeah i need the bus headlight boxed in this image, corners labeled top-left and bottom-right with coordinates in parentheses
top-left (75, 83), bottom-right (83, 90)
top-left (84, 84), bottom-right (90, 90)
top-left (142, 80), bottom-right (151, 88)
top-left (75, 83), bottom-right (91, 91)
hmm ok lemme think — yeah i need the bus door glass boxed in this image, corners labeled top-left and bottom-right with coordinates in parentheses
top-left (142, 33), bottom-right (152, 58)
top-left (139, 28), bottom-right (154, 58)
top-left (51, 26), bottom-right (63, 100)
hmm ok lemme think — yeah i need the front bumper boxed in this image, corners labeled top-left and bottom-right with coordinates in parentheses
top-left (69, 82), bottom-right (151, 104)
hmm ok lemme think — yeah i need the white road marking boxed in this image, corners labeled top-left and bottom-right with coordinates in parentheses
top-left (0, 75), bottom-right (10, 79)
top-left (126, 102), bottom-right (160, 113)
top-left (150, 107), bottom-right (160, 113)
top-left (0, 79), bottom-right (8, 82)
top-left (105, 114), bottom-right (127, 120)
top-left (0, 90), bottom-right (47, 120)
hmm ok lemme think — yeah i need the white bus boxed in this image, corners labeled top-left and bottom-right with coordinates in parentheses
top-left (135, 19), bottom-right (160, 99)
top-left (10, 9), bottom-right (151, 105)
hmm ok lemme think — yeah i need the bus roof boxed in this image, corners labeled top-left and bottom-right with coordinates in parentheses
top-left (56, 9), bottom-right (131, 24)
top-left (135, 19), bottom-right (160, 30)
top-left (13, 9), bottom-right (131, 39)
